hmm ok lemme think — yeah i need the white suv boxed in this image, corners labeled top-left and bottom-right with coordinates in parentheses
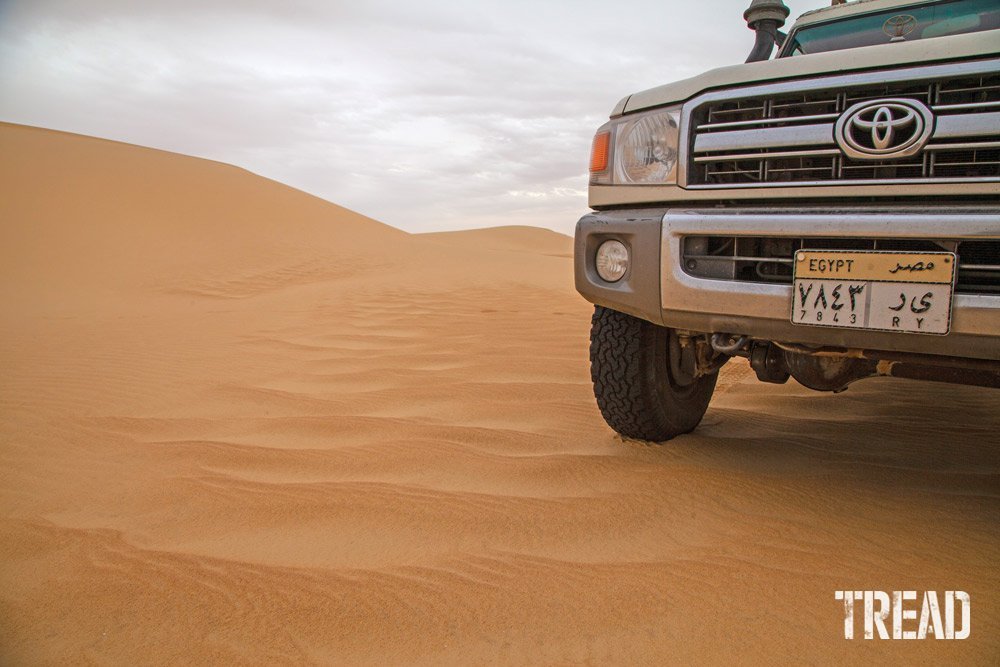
top-left (575, 0), bottom-right (1000, 440)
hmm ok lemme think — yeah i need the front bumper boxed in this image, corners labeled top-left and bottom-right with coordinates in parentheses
top-left (574, 207), bottom-right (1000, 361)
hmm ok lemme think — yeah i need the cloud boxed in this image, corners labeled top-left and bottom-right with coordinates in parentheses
top-left (0, 0), bottom-right (817, 233)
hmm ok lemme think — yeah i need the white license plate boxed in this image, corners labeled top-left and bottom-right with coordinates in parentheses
top-left (790, 250), bottom-right (956, 335)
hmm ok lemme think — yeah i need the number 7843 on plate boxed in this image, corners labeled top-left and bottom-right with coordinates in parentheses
top-left (790, 250), bottom-right (956, 336)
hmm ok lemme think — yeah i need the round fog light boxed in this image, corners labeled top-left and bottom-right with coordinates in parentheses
top-left (595, 240), bottom-right (629, 282)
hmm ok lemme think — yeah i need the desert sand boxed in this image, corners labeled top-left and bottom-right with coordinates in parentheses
top-left (1, 122), bottom-right (998, 665)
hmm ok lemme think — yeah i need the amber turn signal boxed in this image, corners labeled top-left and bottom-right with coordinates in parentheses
top-left (589, 131), bottom-right (610, 173)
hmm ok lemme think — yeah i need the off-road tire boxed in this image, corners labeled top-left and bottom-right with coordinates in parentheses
top-left (589, 305), bottom-right (717, 441)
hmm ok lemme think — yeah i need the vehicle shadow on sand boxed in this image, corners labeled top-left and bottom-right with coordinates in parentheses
top-left (629, 371), bottom-right (1000, 491)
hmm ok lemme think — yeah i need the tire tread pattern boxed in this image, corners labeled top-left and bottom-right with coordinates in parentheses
top-left (589, 305), bottom-right (716, 441)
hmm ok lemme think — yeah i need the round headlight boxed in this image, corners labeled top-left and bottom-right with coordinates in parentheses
top-left (595, 240), bottom-right (629, 282)
top-left (615, 109), bottom-right (679, 184)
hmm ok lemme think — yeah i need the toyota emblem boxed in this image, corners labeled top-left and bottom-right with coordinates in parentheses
top-left (834, 98), bottom-right (934, 161)
top-left (883, 14), bottom-right (917, 40)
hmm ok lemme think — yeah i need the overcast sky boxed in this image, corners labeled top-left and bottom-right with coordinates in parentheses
top-left (0, 0), bottom-right (819, 234)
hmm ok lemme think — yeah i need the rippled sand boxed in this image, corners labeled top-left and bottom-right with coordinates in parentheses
top-left (2, 123), bottom-right (998, 665)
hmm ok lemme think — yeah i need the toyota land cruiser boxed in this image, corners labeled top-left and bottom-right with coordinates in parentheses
top-left (575, 0), bottom-right (1000, 441)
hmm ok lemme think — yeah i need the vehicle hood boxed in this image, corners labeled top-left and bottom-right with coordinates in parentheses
top-left (616, 30), bottom-right (1000, 116)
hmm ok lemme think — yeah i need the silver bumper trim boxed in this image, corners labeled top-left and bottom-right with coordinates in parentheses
top-left (659, 207), bottom-right (1000, 360)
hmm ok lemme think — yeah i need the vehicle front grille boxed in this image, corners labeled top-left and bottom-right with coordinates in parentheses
top-left (681, 236), bottom-right (1000, 296)
top-left (685, 62), bottom-right (1000, 188)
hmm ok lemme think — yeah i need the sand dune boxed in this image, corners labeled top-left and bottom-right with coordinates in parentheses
top-left (421, 225), bottom-right (573, 257)
top-left (1, 123), bottom-right (998, 665)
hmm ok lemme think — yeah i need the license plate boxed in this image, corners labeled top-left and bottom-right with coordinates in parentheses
top-left (791, 250), bottom-right (956, 335)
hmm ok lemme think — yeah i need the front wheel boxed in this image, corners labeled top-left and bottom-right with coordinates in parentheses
top-left (589, 306), bottom-right (717, 441)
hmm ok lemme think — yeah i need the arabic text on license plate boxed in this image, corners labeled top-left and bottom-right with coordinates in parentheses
top-left (790, 250), bottom-right (956, 335)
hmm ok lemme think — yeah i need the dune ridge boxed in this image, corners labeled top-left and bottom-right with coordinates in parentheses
top-left (1, 123), bottom-right (997, 665)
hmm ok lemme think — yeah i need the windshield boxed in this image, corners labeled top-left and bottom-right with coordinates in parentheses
top-left (781, 0), bottom-right (1000, 57)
